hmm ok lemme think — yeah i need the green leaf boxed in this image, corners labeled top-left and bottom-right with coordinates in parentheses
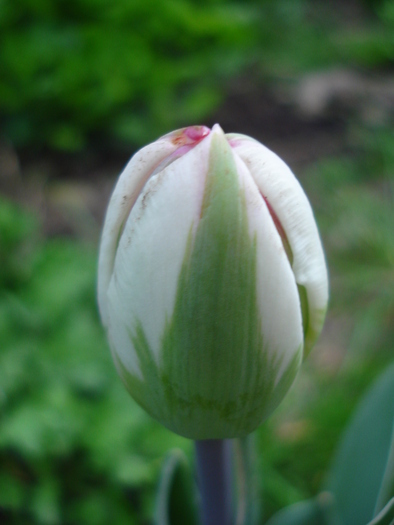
top-left (154, 449), bottom-right (199, 525)
top-left (367, 498), bottom-right (394, 525)
top-left (325, 362), bottom-right (394, 525)
top-left (265, 495), bottom-right (332, 525)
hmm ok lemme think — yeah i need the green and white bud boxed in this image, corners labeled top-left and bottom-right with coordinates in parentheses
top-left (98, 125), bottom-right (328, 439)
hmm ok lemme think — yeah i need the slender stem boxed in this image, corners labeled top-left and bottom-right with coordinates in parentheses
top-left (195, 439), bottom-right (233, 525)
top-left (234, 439), bottom-right (247, 525)
top-left (234, 435), bottom-right (260, 525)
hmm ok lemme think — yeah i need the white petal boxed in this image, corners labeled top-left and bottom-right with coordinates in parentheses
top-left (104, 131), bottom-right (215, 376)
top-left (232, 152), bottom-right (304, 382)
top-left (98, 138), bottom-right (181, 326)
top-left (229, 134), bottom-right (328, 354)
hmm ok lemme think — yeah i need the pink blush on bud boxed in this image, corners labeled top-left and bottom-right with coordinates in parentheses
top-left (170, 126), bottom-right (211, 147)
top-left (184, 125), bottom-right (210, 142)
top-left (151, 129), bottom-right (210, 177)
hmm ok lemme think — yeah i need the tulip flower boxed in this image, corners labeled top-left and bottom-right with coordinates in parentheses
top-left (98, 124), bottom-right (328, 439)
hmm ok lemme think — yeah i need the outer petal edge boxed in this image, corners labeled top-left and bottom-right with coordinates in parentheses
top-left (229, 135), bottom-right (329, 356)
top-left (98, 138), bottom-right (181, 326)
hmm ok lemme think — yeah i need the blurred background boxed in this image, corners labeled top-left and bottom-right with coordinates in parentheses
top-left (0, 0), bottom-right (393, 523)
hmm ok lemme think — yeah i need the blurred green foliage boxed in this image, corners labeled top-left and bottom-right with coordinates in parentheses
top-left (0, 0), bottom-right (257, 150)
top-left (0, 0), bottom-right (393, 151)
top-left (304, 126), bottom-right (394, 360)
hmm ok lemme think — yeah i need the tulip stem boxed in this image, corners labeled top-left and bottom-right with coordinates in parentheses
top-left (195, 439), bottom-right (233, 525)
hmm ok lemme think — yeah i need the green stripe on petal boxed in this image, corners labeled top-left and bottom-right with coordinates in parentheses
top-left (160, 132), bottom-right (266, 437)
top-left (297, 283), bottom-right (328, 358)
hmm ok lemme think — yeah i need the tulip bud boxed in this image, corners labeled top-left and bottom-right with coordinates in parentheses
top-left (98, 124), bottom-right (328, 439)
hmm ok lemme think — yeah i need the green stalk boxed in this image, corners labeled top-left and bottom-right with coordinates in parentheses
top-left (195, 440), bottom-right (233, 525)
top-left (234, 435), bottom-right (260, 525)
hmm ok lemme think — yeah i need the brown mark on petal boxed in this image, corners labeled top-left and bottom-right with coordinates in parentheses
top-left (136, 168), bottom-right (166, 220)
top-left (140, 187), bottom-right (152, 213)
